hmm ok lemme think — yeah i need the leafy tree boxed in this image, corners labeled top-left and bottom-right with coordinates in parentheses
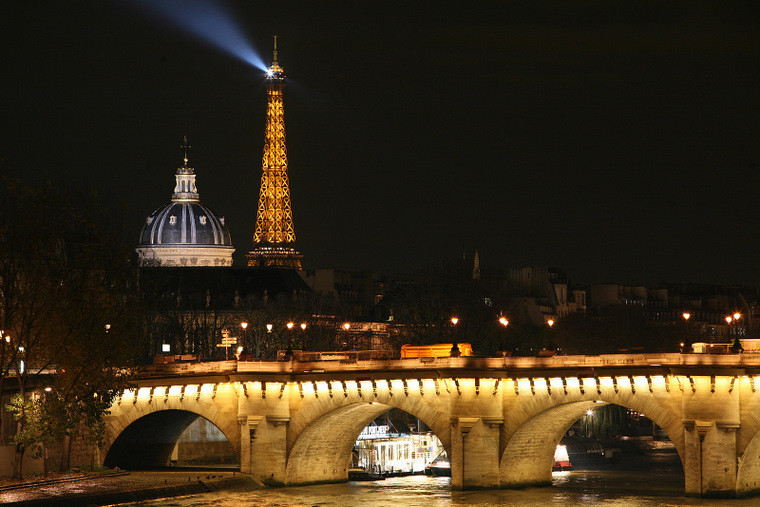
top-left (379, 264), bottom-right (515, 354)
top-left (0, 175), bottom-right (137, 478)
top-left (552, 308), bottom-right (682, 355)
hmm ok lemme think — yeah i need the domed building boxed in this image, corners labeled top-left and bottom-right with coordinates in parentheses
top-left (136, 139), bottom-right (235, 267)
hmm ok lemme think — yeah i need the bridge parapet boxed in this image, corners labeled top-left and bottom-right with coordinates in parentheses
top-left (140, 353), bottom-right (760, 380)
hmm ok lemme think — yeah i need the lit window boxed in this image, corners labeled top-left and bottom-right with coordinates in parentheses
top-left (169, 215), bottom-right (177, 225)
top-left (199, 216), bottom-right (207, 225)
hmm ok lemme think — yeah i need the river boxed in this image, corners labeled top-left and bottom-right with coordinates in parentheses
top-left (131, 441), bottom-right (760, 506)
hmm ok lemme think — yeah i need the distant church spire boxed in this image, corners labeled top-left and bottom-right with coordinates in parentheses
top-left (248, 36), bottom-right (302, 269)
top-left (473, 250), bottom-right (481, 280)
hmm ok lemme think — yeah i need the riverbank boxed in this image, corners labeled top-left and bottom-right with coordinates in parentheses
top-left (0, 470), bottom-right (262, 506)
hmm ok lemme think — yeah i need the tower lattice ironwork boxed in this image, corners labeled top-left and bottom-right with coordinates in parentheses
top-left (247, 36), bottom-right (302, 269)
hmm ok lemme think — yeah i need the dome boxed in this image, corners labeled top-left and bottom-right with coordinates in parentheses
top-left (138, 202), bottom-right (232, 247)
top-left (136, 138), bottom-right (235, 267)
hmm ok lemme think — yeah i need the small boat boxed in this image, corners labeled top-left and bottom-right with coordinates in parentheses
top-left (425, 461), bottom-right (451, 476)
top-left (348, 468), bottom-right (385, 481)
top-left (552, 444), bottom-right (572, 471)
top-left (425, 449), bottom-right (451, 476)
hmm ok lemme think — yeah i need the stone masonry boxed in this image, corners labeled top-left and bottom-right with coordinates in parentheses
top-left (102, 354), bottom-right (760, 497)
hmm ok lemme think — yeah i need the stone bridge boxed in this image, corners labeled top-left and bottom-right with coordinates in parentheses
top-left (102, 353), bottom-right (760, 497)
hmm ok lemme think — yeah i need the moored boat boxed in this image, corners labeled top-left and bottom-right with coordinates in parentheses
top-left (348, 468), bottom-right (385, 481)
top-left (552, 444), bottom-right (572, 471)
top-left (424, 459), bottom-right (451, 476)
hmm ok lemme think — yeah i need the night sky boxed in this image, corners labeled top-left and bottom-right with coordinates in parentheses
top-left (2, 2), bottom-right (759, 285)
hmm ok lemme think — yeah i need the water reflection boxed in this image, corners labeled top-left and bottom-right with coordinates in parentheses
top-left (132, 444), bottom-right (759, 507)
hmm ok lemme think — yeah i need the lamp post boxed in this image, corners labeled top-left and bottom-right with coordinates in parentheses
top-left (731, 313), bottom-right (743, 353)
top-left (340, 323), bottom-right (351, 350)
top-left (726, 316), bottom-right (733, 341)
top-left (450, 317), bottom-right (460, 357)
top-left (734, 313), bottom-right (742, 339)
top-left (584, 409), bottom-right (594, 437)
top-left (498, 317), bottom-right (509, 355)
top-left (284, 322), bottom-right (295, 359)
top-left (300, 323), bottom-right (307, 350)
top-left (682, 312), bottom-right (691, 352)
top-left (258, 323), bottom-right (272, 358)
top-left (547, 319), bottom-right (555, 352)
top-left (241, 322), bottom-right (248, 351)
top-left (18, 345), bottom-right (25, 375)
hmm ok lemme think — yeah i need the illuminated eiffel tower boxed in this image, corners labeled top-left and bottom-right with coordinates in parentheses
top-left (247, 37), bottom-right (303, 269)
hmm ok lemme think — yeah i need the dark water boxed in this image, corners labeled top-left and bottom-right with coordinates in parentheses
top-left (133, 442), bottom-right (760, 506)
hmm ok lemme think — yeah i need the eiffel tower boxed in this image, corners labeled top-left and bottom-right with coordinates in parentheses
top-left (247, 37), bottom-right (303, 269)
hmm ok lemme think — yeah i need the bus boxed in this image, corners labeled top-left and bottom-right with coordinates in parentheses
top-left (400, 343), bottom-right (473, 359)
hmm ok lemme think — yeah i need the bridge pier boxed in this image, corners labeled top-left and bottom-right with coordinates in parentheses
top-left (681, 374), bottom-right (741, 497)
top-left (450, 417), bottom-right (502, 489)
top-left (684, 420), bottom-right (739, 497)
top-left (248, 415), bottom-right (289, 485)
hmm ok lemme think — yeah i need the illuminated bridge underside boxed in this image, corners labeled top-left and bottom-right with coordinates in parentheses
top-left (102, 354), bottom-right (760, 497)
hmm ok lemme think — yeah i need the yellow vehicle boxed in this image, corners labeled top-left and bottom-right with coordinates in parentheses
top-left (400, 343), bottom-right (473, 358)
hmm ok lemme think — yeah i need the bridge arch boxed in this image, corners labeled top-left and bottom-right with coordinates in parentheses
top-left (500, 395), bottom-right (685, 487)
top-left (284, 394), bottom-right (450, 485)
top-left (102, 403), bottom-right (240, 469)
top-left (736, 429), bottom-right (760, 495)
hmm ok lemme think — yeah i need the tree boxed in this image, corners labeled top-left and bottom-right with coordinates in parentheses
top-left (379, 264), bottom-right (510, 354)
top-left (552, 308), bottom-right (682, 355)
top-left (0, 176), bottom-right (137, 478)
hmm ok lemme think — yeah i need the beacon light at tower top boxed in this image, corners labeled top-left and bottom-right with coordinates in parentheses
top-left (265, 36), bottom-right (286, 79)
top-left (127, 0), bottom-right (268, 72)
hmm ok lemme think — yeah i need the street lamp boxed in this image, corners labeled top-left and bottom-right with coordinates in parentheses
top-left (450, 317), bottom-right (460, 357)
top-left (241, 322), bottom-right (248, 351)
top-left (584, 409), bottom-right (594, 437)
top-left (681, 312), bottom-right (691, 351)
top-left (285, 322), bottom-right (295, 356)
top-left (299, 323), bottom-right (307, 349)
top-left (343, 323), bottom-right (351, 331)
top-left (730, 313), bottom-right (744, 352)
top-left (547, 319), bottom-right (555, 351)
top-left (498, 317), bottom-right (509, 356)
top-left (266, 324), bottom-right (273, 333)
